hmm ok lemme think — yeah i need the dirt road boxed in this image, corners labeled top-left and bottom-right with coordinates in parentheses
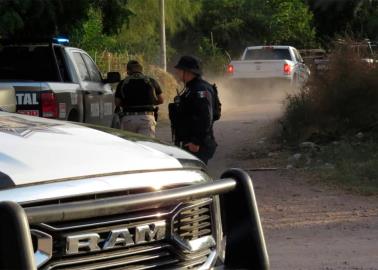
top-left (157, 89), bottom-right (378, 270)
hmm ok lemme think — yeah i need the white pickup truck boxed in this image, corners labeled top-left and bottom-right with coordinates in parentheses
top-left (0, 112), bottom-right (269, 270)
top-left (227, 46), bottom-right (310, 88)
top-left (0, 38), bottom-right (120, 126)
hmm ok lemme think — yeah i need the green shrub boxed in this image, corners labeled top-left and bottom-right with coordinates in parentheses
top-left (197, 37), bottom-right (229, 76)
top-left (282, 40), bottom-right (378, 143)
top-left (282, 87), bottom-right (315, 142)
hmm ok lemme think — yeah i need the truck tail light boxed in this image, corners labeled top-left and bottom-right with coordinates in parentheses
top-left (227, 64), bottom-right (234, 74)
top-left (41, 92), bottom-right (58, 118)
top-left (283, 63), bottom-right (291, 75)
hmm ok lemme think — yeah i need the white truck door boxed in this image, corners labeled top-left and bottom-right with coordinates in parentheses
top-left (72, 52), bottom-right (102, 125)
top-left (81, 54), bottom-right (114, 127)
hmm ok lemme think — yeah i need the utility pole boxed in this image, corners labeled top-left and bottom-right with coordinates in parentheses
top-left (159, 0), bottom-right (167, 71)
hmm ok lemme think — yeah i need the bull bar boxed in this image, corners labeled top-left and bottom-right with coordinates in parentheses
top-left (0, 168), bottom-right (269, 270)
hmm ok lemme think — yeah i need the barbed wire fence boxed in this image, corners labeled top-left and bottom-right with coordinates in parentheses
top-left (93, 51), bottom-right (133, 77)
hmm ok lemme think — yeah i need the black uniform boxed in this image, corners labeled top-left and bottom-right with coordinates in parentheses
top-left (114, 72), bottom-right (162, 137)
top-left (115, 72), bottom-right (162, 112)
top-left (176, 77), bottom-right (217, 164)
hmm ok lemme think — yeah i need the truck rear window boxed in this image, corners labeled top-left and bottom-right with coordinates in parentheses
top-left (244, 48), bottom-right (292, 61)
top-left (0, 46), bottom-right (61, 81)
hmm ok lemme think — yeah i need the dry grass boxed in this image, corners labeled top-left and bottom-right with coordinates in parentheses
top-left (145, 65), bottom-right (180, 120)
top-left (314, 140), bottom-right (378, 195)
top-left (281, 40), bottom-right (378, 143)
top-left (281, 40), bottom-right (378, 194)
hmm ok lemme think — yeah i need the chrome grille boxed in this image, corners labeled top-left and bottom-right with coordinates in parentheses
top-left (43, 243), bottom-right (210, 270)
top-left (32, 200), bottom-right (215, 270)
top-left (173, 203), bottom-right (213, 241)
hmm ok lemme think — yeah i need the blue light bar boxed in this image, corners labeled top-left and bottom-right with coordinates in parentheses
top-left (57, 38), bottom-right (69, 43)
top-left (52, 36), bottom-right (69, 45)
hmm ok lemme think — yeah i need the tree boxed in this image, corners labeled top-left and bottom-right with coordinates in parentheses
top-left (115, 0), bottom-right (202, 62)
top-left (174, 0), bottom-right (316, 57)
top-left (0, 0), bottom-right (131, 38)
top-left (268, 0), bottom-right (316, 47)
top-left (70, 7), bottom-right (118, 52)
top-left (350, 0), bottom-right (378, 41)
top-left (306, 0), bottom-right (378, 43)
top-left (93, 0), bottom-right (132, 35)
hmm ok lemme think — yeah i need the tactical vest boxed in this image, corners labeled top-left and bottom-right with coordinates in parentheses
top-left (120, 73), bottom-right (157, 111)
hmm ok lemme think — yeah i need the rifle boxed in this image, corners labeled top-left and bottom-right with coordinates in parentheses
top-left (169, 91), bottom-right (182, 146)
top-left (111, 106), bottom-right (123, 129)
top-left (168, 103), bottom-right (179, 146)
top-left (153, 107), bottom-right (159, 122)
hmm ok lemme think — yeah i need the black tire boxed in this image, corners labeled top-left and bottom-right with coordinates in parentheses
top-left (67, 109), bottom-right (79, 122)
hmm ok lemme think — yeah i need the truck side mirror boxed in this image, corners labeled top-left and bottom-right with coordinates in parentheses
top-left (105, 72), bottom-right (121, 84)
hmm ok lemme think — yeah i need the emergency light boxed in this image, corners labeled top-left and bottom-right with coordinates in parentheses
top-left (52, 36), bottom-right (69, 45)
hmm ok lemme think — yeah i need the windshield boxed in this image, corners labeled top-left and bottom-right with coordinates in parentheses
top-left (244, 48), bottom-right (292, 61)
top-left (0, 46), bottom-right (59, 81)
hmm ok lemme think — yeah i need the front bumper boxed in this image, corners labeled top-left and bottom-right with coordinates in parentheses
top-left (0, 169), bottom-right (269, 270)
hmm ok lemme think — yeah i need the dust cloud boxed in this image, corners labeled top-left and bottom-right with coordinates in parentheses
top-left (210, 77), bottom-right (295, 113)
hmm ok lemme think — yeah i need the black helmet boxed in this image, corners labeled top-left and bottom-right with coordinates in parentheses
top-left (174, 55), bottom-right (202, 76)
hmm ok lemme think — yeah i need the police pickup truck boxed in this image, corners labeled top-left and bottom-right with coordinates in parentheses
top-left (0, 112), bottom-right (269, 270)
top-left (0, 38), bottom-right (120, 126)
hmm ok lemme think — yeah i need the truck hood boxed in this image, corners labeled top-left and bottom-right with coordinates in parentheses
top-left (0, 112), bottom-right (198, 188)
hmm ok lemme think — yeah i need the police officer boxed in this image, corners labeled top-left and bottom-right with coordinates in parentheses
top-left (115, 60), bottom-right (163, 137)
top-left (173, 55), bottom-right (217, 164)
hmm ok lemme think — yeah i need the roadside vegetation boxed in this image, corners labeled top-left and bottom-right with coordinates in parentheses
top-left (318, 140), bottom-right (378, 195)
top-left (2, 1), bottom-right (378, 74)
top-left (282, 41), bottom-right (378, 143)
top-left (281, 40), bottom-right (378, 194)
top-left (0, 0), bottom-right (317, 75)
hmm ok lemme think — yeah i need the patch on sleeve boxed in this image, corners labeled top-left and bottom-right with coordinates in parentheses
top-left (197, 91), bottom-right (208, 98)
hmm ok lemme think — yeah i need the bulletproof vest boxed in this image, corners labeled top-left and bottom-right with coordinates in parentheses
top-left (121, 73), bottom-right (156, 110)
